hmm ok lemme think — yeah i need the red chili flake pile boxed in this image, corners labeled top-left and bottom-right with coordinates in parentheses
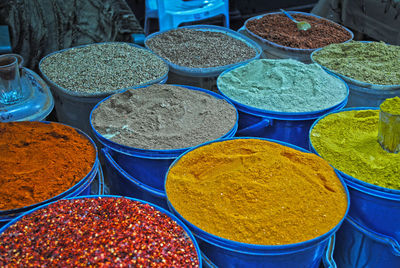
top-left (0, 197), bottom-right (200, 267)
top-left (246, 13), bottom-right (352, 49)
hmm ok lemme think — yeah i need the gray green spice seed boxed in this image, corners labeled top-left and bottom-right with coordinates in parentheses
top-left (312, 41), bottom-right (400, 85)
top-left (40, 43), bottom-right (168, 94)
top-left (146, 28), bottom-right (257, 68)
top-left (91, 84), bottom-right (237, 150)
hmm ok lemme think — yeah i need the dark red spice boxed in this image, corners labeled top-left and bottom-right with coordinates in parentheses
top-left (0, 197), bottom-right (200, 267)
top-left (246, 13), bottom-right (351, 49)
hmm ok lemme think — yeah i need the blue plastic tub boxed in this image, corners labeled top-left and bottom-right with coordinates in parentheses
top-left (91, 85), bottom-right (238, 191)
top-left (165, 137), bottom-right (350, 267)
top-left (217, 67), bottom-right (349, 149)
top-left (0, 195), bottom-right (202, 267)
top-left (309, 107), bottom-right (400, 267)
top-left (334, 216), bottom-right (400, 268)
top-left (145, 25), bottom-right (262, 92)
top-left (102, 147), bottom-right (168, 210)
top-left (310, 41), bottom-right (400, 108)
top-left (0, 121), bottom-right (101, 227)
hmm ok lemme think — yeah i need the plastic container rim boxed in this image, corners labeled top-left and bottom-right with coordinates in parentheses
top-left (244, 11), bottom-right (354, 52)
top-left (0, 171), bottom-right (96, 223)
top-left (344, 215), bottom-right (400, 254)
top-left (23, 68), bottom-right (55, 121)
top-left (144, 25), bottom-right (263, 76)
top-left (102, 147), bottom-right (165, 198)
top-left (310, 41), bottom-right (400, 89)
top-left (89, 84), bottom-right (239, 157)
top-left (164, 136), bottom-right (350, 252)
top-left (0, 120), bottom-right (99, 215)
top-left (38, 42), bottom-right (170, 98)
top-left (216, 61), bottom-right (349, 118)
top-left (0, 195), bottom-right (203, 267)
top-left (309, 107), bottom-right (400, 198)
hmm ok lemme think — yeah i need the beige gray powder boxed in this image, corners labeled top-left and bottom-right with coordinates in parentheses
top-left (91, 84), bottom-right (237, 150)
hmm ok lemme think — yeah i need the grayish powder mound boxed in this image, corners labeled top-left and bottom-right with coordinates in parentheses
top-left (40, 43), bottom-right (168, 94)
top-left (91, 84), bottom-right (237, 150)
top-left (217, 59), bottom-right (348, 113)
top-left (145, 28), bottom-right (257, 68)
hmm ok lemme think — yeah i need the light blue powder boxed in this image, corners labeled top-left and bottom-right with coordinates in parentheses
top-left (217, 59), bottom-right (348, 113)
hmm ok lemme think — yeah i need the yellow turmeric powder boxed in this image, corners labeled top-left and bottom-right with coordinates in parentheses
top-left (166, 139), bottom-right (348, 245)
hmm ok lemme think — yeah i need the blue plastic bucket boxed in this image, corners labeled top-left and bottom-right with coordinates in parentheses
top-left (0, 195), bottom-right (203, 267)
top-left (102, 147), bottom-right (168, 210)
top-left (310, 41), bottom-right (400, 108)
top-left (217, 67), bottom-right (349, 149)
top-left (309, 107), bottom-right (400, 267)
top-left (0, 121), bottom-right (101, 227)
top-left (165, 137), bottom-right (350, 267)
top-left (91, 85), bottom-right (238, 191)
top-left (145, 25), bottom-right (262, 92)
top-left (334, 216), bottom-right (400, 267)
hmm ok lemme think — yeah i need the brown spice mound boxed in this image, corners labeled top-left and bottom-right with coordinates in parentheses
top-left (0, 122), bottom-right (96, 210)
top-left (246, 13), bottom-right (351, 49)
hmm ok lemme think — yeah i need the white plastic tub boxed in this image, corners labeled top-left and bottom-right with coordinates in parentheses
top-left (39, 42), bottom-right (168, 136)
top-left (238, 11), bottom-right (354, 63)
top-left (145, 25), bottom-right (262, 92)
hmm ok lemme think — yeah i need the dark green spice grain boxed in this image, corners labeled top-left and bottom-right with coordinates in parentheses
top-left (146, 28), bottom-right (256, 68)
top-left (40, 43), bottom-right (168, 94)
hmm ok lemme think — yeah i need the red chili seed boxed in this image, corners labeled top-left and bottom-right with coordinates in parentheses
top-left (0, 197), bottom-right (199, 267)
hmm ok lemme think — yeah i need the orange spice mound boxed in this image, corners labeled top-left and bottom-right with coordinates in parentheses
top-left (0, 122), bottom-right (96, 210)
top-left (166, 139), bottom-right (348, 245)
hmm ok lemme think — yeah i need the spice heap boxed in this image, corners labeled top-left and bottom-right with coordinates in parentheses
top-left (311, 109), bottom-right (400, 189)
top-left (0, 122), bottom-right (96, 210)
top-left (166, 139), bottom-right (348, 245)
top-left (145, 28), bottom-right (256, 68)
top-left (0, 197), bottom-right (199, 267)
top-left (246, 13), bottom-right (351, 49)
top-left (218, 59), bottom-right (347, 113)
top-left (312, 41), bottom-right (400, 85)
top-left (381, 96), bottom-right (400, 115)
top-left (40, 43), bottom-right (168, 94)
top-left (91, 84), bottom-right (237, 150)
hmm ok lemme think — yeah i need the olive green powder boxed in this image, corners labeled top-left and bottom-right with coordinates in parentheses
top-left (311, 110), bottom-right (400, 190)
top-left (312, 41), bottom-right (400, 85)
top-left (381, 96), bottom-right (400, 115)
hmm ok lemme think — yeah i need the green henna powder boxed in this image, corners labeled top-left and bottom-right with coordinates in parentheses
top-left (381, 96), bottom-right (400, 116)
top-left (312, 41), bottom-right (400, 85)
top-left (311, 110), bottom-right (400, 190)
